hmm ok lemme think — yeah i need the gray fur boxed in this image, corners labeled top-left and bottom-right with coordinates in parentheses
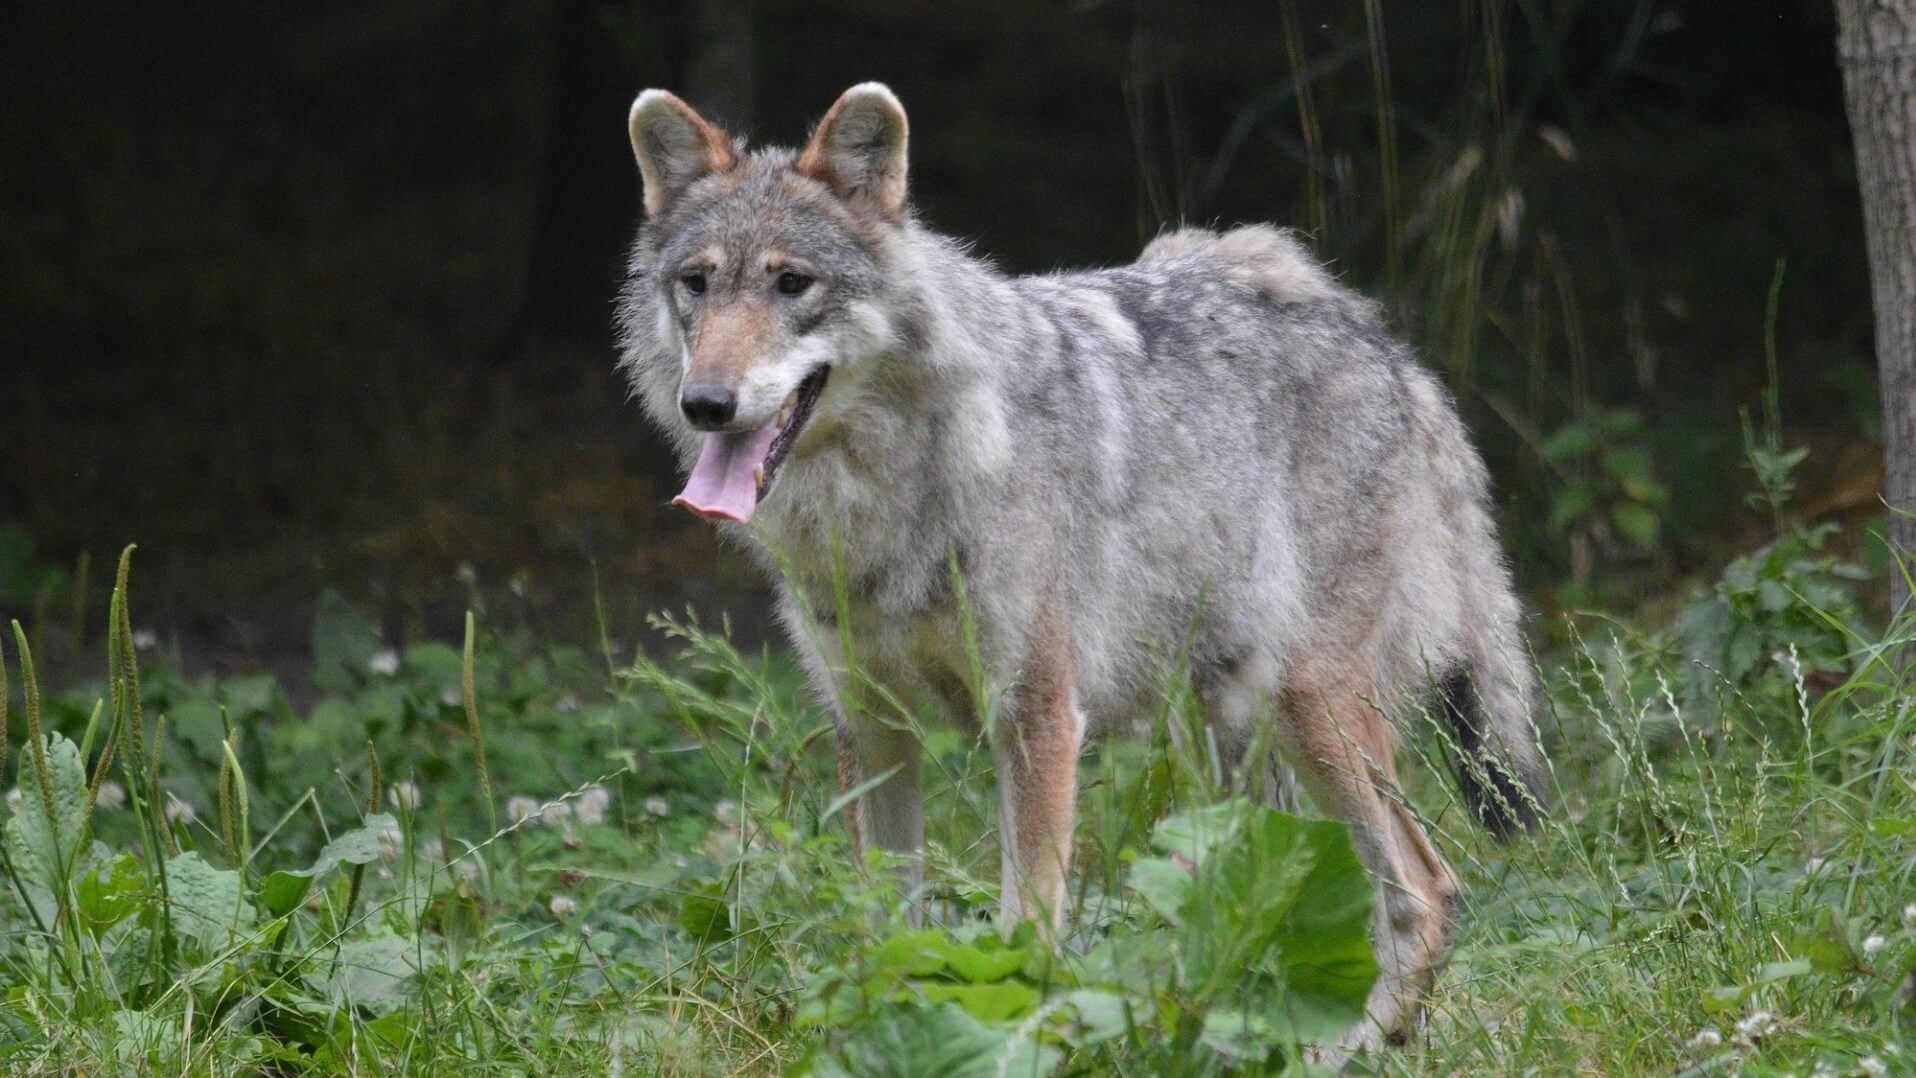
top-left (618, 84), bottom-right (1546, 1049)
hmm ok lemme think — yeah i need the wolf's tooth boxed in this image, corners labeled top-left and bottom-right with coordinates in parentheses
top-left (753, 464), bottom-right (765, 487)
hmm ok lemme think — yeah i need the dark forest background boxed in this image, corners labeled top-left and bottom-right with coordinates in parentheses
top-left (0, 1), bottom-right (1886, 682)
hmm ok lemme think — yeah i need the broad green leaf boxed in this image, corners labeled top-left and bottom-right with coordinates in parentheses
top-left (310, 931), bottom-right (419, 1016)
top-left (813, 1002), bottom-right (1058, 1078)
top-left (256, 871), bottom-right (313, 918)
top-left (1200, 1008), bottom-right (1280, 1062)
top-left (164, 851), bottom-right (256, 956)
top-left (919, 980), bottom-right (1040, 1022)
top-left (4, 734), bottom-right (89, 894)
top-left (1061, 989), bottom-right (1132, 1046)
top-left (1150, 799), bottom-right (1253, 862)
top-left (1611, 503), bottom-right (1660, 548)
top-left (77, 853), bottom-right (146, 932)
top-left (308, 814), bottom-right (399, 878)
top-left (1128, 856), bottom-right (1193, 924)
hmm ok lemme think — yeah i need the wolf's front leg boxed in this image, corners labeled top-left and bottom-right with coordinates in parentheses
top-left (837, 715), bottom-right (925, 923)
top-left (991, 613), bottom-right (1084, 937)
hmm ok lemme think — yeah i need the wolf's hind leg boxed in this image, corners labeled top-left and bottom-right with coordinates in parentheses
top-left (992, 610), bottom-right (1084, 937)
top-left (1275, 658), bottom-right (1458, 1053)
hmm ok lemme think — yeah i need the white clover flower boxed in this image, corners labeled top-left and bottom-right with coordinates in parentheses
top-left (1687, 1028), bottom-right (1722, 1051)
top-left (367, 649), bottom-right (400, 677)
top-left (1861, 1057), bottom-right (1888, 1077)
top-left (549, 894), bottom-right (579, 917)
top-left (164, 793), bottom-right (196, 825)
top-left (554, 694), bottom-right (580, 714)
top-left (541, 800), bottom-right (573, 826)
top-left (376, 821), bottom-right (406, 861)
top-left (420, 839), bottom-right (445, 861)
top-left (575, 786), bottom-right (611, 826)
top-left (5, 788), bottom-right (22, 814)
top-left (1903, 903), bottom-right (1916, 930)
top-left (1863, 934), bottom-right (1887, 957)
top-left (454, 562), bottom-right (478, 587)
top-left (506, 795), bottom-right (539, 824)
top-left (452, 859), bottom-right (482, 883)
top-left (441, 688), bottom-right (462, 708)
top-left (94, 781), bottom-right (126, 811)
top-left (387, 781), bottom-right (421, 812)
top-left (131, 629), bottom-right (158, 651)
top-left (714, 799), bottom-right (741, 828)
top-left (643, 796), bottom-right (670, 818)
top-left (1811, 1063), bottom-right (1838, 1078)
top-left (1734, 1010), bottom-right (1775, 1042)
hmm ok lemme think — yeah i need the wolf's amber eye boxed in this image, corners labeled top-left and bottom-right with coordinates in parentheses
top-left (680, 272), bottom-right (707, 295)
top-left (776, 271), bottom-right (813, 296)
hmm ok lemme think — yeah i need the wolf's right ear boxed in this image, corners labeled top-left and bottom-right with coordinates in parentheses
top-left (797, 83), bottom-right (909, 222)
top-left (628, 90), bottom-right (738, 217)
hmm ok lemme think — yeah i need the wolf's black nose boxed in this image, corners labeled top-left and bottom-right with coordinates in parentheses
top-left (680, 385), bottom-right (737, 429)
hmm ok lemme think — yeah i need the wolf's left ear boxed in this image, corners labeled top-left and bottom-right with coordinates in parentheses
top-left (797, 83), bottom-right (909, 222)
top-left (629, 90), bottom-right (738, 217)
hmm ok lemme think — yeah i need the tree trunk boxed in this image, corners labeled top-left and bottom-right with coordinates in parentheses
top-left (1836, 0), bottom-right (1916, 622)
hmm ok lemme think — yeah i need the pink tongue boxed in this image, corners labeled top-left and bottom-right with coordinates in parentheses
top-left (673, 418), bottom-right (780, 523)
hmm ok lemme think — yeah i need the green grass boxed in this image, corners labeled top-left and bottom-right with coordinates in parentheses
top-left (0, 535), bottom-right (1911, 1076)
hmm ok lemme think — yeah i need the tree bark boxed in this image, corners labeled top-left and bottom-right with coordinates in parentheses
top-left (1836, 0), bottom-right (1916, 622)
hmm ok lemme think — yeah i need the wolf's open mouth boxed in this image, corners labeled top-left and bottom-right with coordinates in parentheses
top-left (673, 367), bottom-right (829, 523)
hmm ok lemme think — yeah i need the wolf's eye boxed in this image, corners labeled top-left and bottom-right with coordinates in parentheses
top-left (776, 271), bottom-right (813, 296)
top-left (680, 272), bottom-right (707, 296)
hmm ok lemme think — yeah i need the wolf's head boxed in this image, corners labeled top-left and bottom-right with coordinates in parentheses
top-left (618, 84), bottom-right (914, 525)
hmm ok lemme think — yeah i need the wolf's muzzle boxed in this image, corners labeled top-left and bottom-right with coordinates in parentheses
top-left (680, 384), bottom-right (738, 430)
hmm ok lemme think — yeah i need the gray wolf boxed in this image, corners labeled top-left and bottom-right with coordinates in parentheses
top-left (616, 83), bottom-right (1546, 1048)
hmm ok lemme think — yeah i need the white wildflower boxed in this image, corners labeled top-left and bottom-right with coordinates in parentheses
top-left (1687, 1028), bottom-right (1722, 1051)
top-left (1863, 934), bottom-right (1887, 957)
top-left (1811, 1063), bottom-right (1838, 1078)
top-left (454, 562), bottom-right (478, 587)
top-left (554, 694), bottom-right (580, 713)
top-left (643, 796), bottom-right (670, 818)
top-left (1861, 1057), bottom-right (1888, 1077)
top-left (367, 648), bottom-right (400, 677)
top-left (509, 574), bottom-right (528, 599)
top-left (387, 781), bottom-right (421, 812)
top-left (1902, 903), bottom-right (1916, 930)
top-left (452, 859), bottom-right (481, 883)
top-left (376, 821), bottom-right (405, 861)
top-left (714, 799), bottom-right (741, 828)
top-left (94, 781), bottom-right (126, 811)
top-left (131, 629), bottom-right (158, 651)
top-left (549, 894), bottom-right (579, 917)
top-left (5, 788), bottom-right (21, 814)
top-left (506, 795), bottom-right (539, 824)
top-left (1734, 1010), bottom-right (1775, 1042)
top-left (441, 688), bottom-right (462, 708)
top-left (164, 793), bottom-right (196, 825)
top-left (541, 800), bottom-right (573, 826)
top-left (420, 839), bottom-right (445, 861)
top-left (575, 786), bottom-right (611, 826)
top-left (1805, 856), bottom-right (1827, 875)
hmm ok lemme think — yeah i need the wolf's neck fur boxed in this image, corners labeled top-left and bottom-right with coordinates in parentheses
top-left (754, 224), bottom-right (1027, 616)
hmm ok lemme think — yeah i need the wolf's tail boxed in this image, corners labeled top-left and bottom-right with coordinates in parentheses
top-left (1439, 632), bottom-right (1547, 839)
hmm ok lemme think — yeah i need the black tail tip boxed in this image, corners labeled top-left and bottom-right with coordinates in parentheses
top-left (1441, 672), bottom-right (1545, 840)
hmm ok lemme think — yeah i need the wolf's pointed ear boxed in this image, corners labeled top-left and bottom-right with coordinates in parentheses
top-left (629, 90), bottom-right (738, 217)
top-left (797, 83), bottom-right (909, 222)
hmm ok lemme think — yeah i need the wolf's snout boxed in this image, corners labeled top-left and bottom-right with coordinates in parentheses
top-left (679, 384), bottom-right (738, 430)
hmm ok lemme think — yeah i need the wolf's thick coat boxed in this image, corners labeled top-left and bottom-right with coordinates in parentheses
top-left (618, 84), bottom-right (1544, 1050)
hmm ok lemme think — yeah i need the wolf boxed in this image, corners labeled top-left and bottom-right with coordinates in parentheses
top-left (616, 83), bottom-right (1546, 1048)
